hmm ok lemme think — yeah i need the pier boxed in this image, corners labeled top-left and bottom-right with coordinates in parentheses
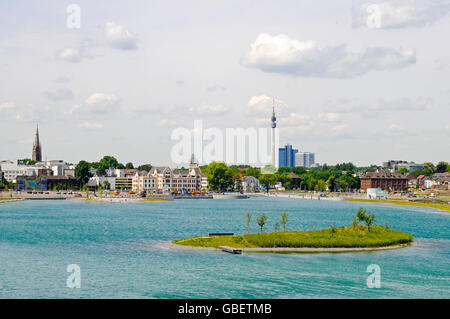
top-left (219, 246), bottom-right (242, 254)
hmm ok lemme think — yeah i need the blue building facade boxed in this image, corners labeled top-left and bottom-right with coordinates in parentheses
top-left (278, 144), bottom-right (298, 168)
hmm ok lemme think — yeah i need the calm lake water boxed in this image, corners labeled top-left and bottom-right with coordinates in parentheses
top-left (0, 197), bottom-right (448, 298)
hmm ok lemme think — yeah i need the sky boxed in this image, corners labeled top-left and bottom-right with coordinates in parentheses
top-left (0, 0), bottom-right (449, 167)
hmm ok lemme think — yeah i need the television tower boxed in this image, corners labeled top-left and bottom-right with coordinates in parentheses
top-left (271, 98), bottom-right (277, 167)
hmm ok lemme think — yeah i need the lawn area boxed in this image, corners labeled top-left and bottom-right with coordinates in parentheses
top-left (346, 199), bottom-right (450, 212)
top-left (173, 225), bottom-right (413, 249)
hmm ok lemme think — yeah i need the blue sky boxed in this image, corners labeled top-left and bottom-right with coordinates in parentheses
top-left (0, 0), bottom-right (449, 166)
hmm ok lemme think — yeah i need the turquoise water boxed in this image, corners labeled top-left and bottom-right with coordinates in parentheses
top-left (0, 198), bottom-right (448, 298)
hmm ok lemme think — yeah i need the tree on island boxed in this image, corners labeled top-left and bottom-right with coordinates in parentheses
top-left (245, 212), bottom-right (252, 234)
top-left (75, 160), bottom-right (92, 185)
top-left (259, 174), bottom-right (278, 193)
top-left (354, 207), bottom-right (377, 231)
top-left (256, 213), bottom-right (268, 233)
top-left (280, 211), bottom-right (289, 232)
top-left (206, 162), bottom-right (234, 192)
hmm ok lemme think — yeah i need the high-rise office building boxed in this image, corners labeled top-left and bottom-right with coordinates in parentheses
top-left (295, 152), bottom-right (315, 168)
top-left (278, 144), bottom-right (298, 168)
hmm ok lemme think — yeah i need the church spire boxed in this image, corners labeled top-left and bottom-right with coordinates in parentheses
top-left (32, 124), bottom-right (42, 162)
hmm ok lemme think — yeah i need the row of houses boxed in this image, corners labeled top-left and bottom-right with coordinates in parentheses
top-left (416, 173), bottom-right (450, 190)
top-left (360, 170), bottom-right (450, 192)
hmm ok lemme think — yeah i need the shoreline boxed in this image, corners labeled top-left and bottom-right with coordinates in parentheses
top-left (345, 199), bottom-right (450, 212)
top-left (164, 241), bottom-right (412, 254)
top-left (0, 198), bottom-right (26, 204)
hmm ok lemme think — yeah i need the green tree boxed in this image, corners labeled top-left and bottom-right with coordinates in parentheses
top-left (256, 213), bottom-right (268, 233)
top-left (75, 161), bottom-right (92, 185)
top-left (396, 167), bottom-right (410, 174)
top-left (125, 162), bottom-right (134, 169)
top-left (99, 156), bottom-right (120, 170)
top-left (280, 211), bottom-right (288, 232)
top-left (244, 167), bottom-right (261, 178)
top-left (274, 222), bottom-right (280, 232)
top-left (436, 161), bottom-right (449, 173)
top-left (316, 179), bottom-right (326, 192)
top-left (354, 207), bottom-right (377, 231)
top-left (103, 180), bottom-right (111, 190)
top-left (327, 175), bottom-right (336, 192)
top-left (245, 212), bottom-right (252, 234)
top-left (259, 174), bottom-right (278, 193)
top-left (206, 162), bottom-right (234, 192)
top-left (137, 164), bottom-right (152, 172)
top-left (364, 213), bottom-right (377, 230)
top-left (423, 162), bottom-right (436, 176)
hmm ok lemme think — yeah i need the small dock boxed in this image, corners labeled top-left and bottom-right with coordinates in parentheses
top-left (209, 233), bottom-right (234, 237)
top-left (219, 246), bottom-right (242, 254)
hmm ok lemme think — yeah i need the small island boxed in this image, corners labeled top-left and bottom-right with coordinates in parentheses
top-left (172, 208), bottom-right (413, 253)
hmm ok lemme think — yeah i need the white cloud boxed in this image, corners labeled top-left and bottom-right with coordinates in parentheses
top-left (242, 33), bottom-right (416, 78)
top-left (280, 113), bottom-right (312, 126)
top-left (352, 1), bottom-right (450, 29)
top-left (105, 22), bottom-right (138, 50)
top-left (84, 93), bottom-right (120, 113)
top-left (69, 93), bottom-right (120, 116)
top-left (56, 48), bottom-right (81, 62)
top-left (79, 121), bottom-right (104, 129)
top-left (13, 104), bottom-right (55, 123)
top-left (188, 104), bottom-right (228, 115)
top-left (248, 95), bottom-right (288, 116)
top-left (45, 88), bottom-right (74, 101)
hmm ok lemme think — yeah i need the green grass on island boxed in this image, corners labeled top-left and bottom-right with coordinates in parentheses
top-left (173, 225), bottom-right (413, 249)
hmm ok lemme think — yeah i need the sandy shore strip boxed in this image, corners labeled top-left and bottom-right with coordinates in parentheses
top-left (164, 241), bottom-right (411, 253)
top-left (0, 199), bottom-right (26, 204)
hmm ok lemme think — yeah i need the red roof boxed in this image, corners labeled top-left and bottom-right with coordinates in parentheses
top-left (417, 175), bottom-right (425, 180)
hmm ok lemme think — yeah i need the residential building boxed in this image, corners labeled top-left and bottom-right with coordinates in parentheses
top-left (392, 162), bottom-right (424, 172)
top-left (295, 152), bottom-right (315, 168)
top-left (278, 144), bottom-right (298, 168)
top-left (360, 171), bottom-right (408, 192)
top-left (383, 160), bottom-right (407, 168)
top-left (133, 155), bottom-right (208, 194)
top-left (0, 160), bottom-right (49, 183)
top-left (132, 170), bottom-right (156, 194)
top-left (87, 176), bottom-right (116, 190)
